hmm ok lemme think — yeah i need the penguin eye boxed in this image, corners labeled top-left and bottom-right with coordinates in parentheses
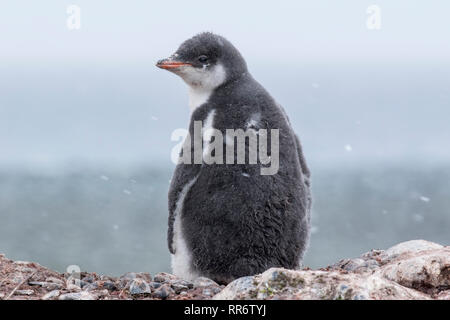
top-left (198, 55), bottom-right (208, 63)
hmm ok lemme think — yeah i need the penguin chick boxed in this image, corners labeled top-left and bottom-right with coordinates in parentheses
top-left (157, 32), bottom-right (312, 284)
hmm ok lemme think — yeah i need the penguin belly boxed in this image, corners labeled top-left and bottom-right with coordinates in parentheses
top-left (170, 176), bottom-right (200, 281)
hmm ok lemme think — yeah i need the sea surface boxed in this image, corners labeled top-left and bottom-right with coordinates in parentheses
top-left (1, 163), bottom-right (449, 276)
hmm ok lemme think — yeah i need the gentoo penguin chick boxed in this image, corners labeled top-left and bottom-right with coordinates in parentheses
top-left (156, 32), bottom-right (312, 284)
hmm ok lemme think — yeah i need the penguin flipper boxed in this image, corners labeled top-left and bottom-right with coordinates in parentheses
top-left (294, 134), bottom-right (311, 185)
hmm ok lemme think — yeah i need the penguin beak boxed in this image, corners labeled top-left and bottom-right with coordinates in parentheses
top-left (156, 58), bottom-right (192, 70)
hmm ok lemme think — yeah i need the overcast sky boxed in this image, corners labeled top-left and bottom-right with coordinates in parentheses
top-left (0, 1), bottom-right (449, 168)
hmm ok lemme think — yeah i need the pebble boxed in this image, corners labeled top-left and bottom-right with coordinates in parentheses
top-left (13, 261), bottom-right (33, 266)
top-left (28, 281), bottom-right (63, 290)
top-left (202, 288), bottom-right (213, 296)
top-left (193, 277), bottom-right (219, 288)
top-left (45, 277), bottom-right (64, 286)
top-left (150, 281), bottom-right (162, 289)
top-left (118, 272), bottom-right (151, 290)
top-left (171, 280), bottom-right (193, 293)
top-left (59, 291), bottom-right (96, 300)
top-left (82, 275), bottom-right (95, 284)
top-left (129, 278), bottom-right (151, 295)
top-left (152, 284), bottom-right (173, 299)
top-left (41, 290), bottom-right (60, 300)
top-left (153, 272), bottom-right (177, 283)
top-left (103, 281), bottom-right (117, 291)
top-left (15, 289), bottom-right (34, 296)
top-left (83, 282), bottom-right (99, 291)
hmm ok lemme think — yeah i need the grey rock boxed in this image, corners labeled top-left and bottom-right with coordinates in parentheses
top-left (28, 281), bottom-right (62, 290)
top-left (214, 267), bottom-right (430, 300)
top-left (153, 272), bottom-right (177, 283)
top-left (103, 281), bottom-right (117, 291)
top-left (15, 289), bottom-right (34, 296)
top-left (82, 275), bottom-right (95, 283)
top-left (83, 282), bottom-right (99, 291)
top-left (152, 283), bottom-right (173, 299)
top-left (45, 277), bottom-right (64, 286)
top-left (193, 277), bottom-right (219, 288)
top-left (150, 281), bottom-right (162, 289)
top-left (59, 291), bottom-right (96, 300)
top-left (129, 278), bottom-right (151, 295)
top-left (381, 240), bottom-right (444, 262)
top-left (41, 290), bottom-right (60, 300)
top-left (171, 280), bottom-right (193, 293)
top-left (118, 272), bottom-right (151, 290)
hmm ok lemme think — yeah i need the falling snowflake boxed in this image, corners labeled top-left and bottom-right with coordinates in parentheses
top-left (311, 225), bottom-right (319, 234)
top-left (100, 175), bottom-right (109, 181)
top-left (113, 225), bottom-right (119, 230)
top-left (345, 144), bottom-right (353, 152)
top-left (151, 116), bottom-right (159, 121)
top-left (123, 189), bottom-right (132, 195)
top-left (419, 196), bottom-right (430, 203)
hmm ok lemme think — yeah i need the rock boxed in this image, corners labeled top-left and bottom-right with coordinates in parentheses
top-left (82, 275), bottom-right (95, 283)
top-left (332, 257), bottom-right (380, 273)
top-left (377, 246), bottom-right (450, 292)
top-left (213, 276), bottom-right (255, 300)
top-left (380, 240), bottom-right (444, 262)
top-left (150, 281), bottom-right (162, 289)
top-left (153, 272), bottom-right (177, 283)
top-left (14, 289), bottom-right (34, 296)
top-left (28, 281), bottom-right (62, 290)
top-left (152, 283), bottom-right (174, 299)
top-left (45, 277), bottom-right (64, 286)
top-left (436, 290), bottom-right (450, 300)
top-left (214, 268), bottom-right (430, 300)
top-left (59, 291), bottom-right (96, 300)
top-left (1, 240), bottom-right (449, 300)
top-left (193, 277), bottom-right (219, 288)
top-left (82, 282), bottom-right (99, 291)
top-left (13, 261), bottom-right (33, 266)
top-left (129, 278), bottom-right (151, 295)
top-left (118, 272), bottom-right (151, 290)
top-left (41, 290), bottom-right (60, 300)
top-left (171, 280), bottom-right (193, 293)
top-left (103, 281), bottom-right (117, 291)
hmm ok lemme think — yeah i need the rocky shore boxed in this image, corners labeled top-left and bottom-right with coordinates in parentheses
top-left (1, 240), bottom-right (449, 300)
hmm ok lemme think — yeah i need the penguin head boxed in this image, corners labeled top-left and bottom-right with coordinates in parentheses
top-left (156, 32), bottom-right (248, 90)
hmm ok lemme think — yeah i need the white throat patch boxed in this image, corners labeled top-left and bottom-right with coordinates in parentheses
top-left (176, 64), bottom-right (226, 111)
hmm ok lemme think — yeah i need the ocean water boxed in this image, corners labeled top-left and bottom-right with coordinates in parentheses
top-left (1, 163), bottom-right (449, 276)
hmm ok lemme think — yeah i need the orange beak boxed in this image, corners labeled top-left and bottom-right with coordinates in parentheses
top-left (156, 59), bottom-right (192, 70)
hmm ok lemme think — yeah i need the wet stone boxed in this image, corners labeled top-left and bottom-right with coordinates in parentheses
top-left (59, 291), bottom-right (96, 300)
top-left (171, 280), bottom-right (193, 293)
top-left (152, 283), bottom-right (173, 299)
top-left (82, 275), bottom-right (95, 284)
top-left (15, 289), bottom-right (34, 296)
top-left (103, 281), bottom-right (117, 291)
top-left (129, 279), bottom-right (151, 295)
top-left (193, 277), bottom-right (219, 288)
top-left (41, 290), bottom-right (60, 300)
top-left (153, 272), bottom-right (177, 283)
top-left (83, 282), bottom-right (99, 291)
